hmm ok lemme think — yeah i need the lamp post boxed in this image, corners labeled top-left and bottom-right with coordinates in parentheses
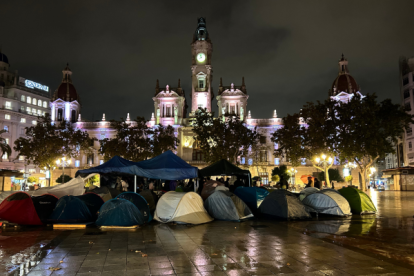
top-left (315, 154), bottom-right (333, 187)
top-left (344, 162), bottom-right (357, 187)
top-left (56, 157), bottom-right (71, 184)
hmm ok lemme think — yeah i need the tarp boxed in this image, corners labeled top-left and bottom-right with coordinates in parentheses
top-left (136, 150), bottom-right (198, 180)
top-left (204, 189), bottom-right (253, 221)
top-left (233, 187), bottom-right (269, 213)
top-left (299, 187), bottom-right (320, 201)
top-left (115, 192), bottom-right (152, 222)
top-left (31, 194), bottom-right (58, 221)
top-left (88, 186), bottom-right (121, 202)
top-left (49, 193), bottom-right (104, 223)
top-left (199, 159), bottom-right (250, 177)
top-left (201, 180), bottom-right (225, 201)
top-left (260, 190), bottom-right (311, 220)
top-left (338, 187), bottom-right (377, 214)
top-left (96, 198), bottom-right (145, 226)
top-left (302, 190), bottom-right (352, 216)
top-left (154, 191), bottom-right (213, 224)
top-left (0, 192), bottom-right (43, 225)
top-left (75, 156), bottom-right (147, 176)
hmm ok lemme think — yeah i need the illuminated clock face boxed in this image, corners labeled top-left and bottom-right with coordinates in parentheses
top-left (197, 53), bottom-right (206, 62)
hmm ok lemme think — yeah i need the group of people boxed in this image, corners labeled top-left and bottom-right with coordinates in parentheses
top-left (305, 177), bottom-right (336, 189)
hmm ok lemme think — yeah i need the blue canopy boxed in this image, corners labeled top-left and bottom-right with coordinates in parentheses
top-left (136, 150), bottom-right (198, 180)
top-left (76, 156), bottom-right (147, 176)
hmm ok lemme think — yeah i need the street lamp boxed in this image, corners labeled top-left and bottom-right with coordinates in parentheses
top-left (56, 157), bottom-right (71, 184)
top-left (314, 154), bottom-right (333, 187)
top-left (344, 162), bottom-right (357, 187)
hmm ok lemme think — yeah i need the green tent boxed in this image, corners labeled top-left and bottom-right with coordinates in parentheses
top-left (338, 187), bottom-right (377, 214)
top-left (199, 160), bottom-right (250, 178)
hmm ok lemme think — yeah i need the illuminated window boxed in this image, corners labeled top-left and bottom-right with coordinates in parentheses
top-left (19, 156), bottom-right (25, 161)
top-left (259, 172), bottom-right (269, 184)
top-left (29, 169), bottom-right (36, 173)
top-left (32, 98), bottom-right (37, 105)
top-left (198, 79), bottom-right (204, 89)
top-left (274, 158), bottom-right (280, 165)
top-left (248, 158), bottom-right (253, 165)
top-left (274, 143), bottom-right (278, 149)
top-left (20, 106), bottom-right (24, 112)
top-left (5, 101), bottom-right (11, 110)
top-left (75, 160), bottom-right (80, 167)
top-left (3, 126), bottom-right (8, 132)
top-left (37, 110), bottom-right (42, 115)
top-left (241, 157), bottom-right (245, 164)
top-left (32, 120), bottom-right (37, 125)
top-left (2, 152), bottom-right (8, 160)
top-left (38, 100), bottom-right (42, 107)
top-left (26, 107), bottom-right (31, 114)
top-left (21, 95), bottom-right (26, 102)
top-left (100, 160), bottom-right (104, 165)
top-left (5, 138), bottom-right (9, 145)
top-left (5, 114), bottom-right (10, 120)
top-left (26, 96), bottom-right (31, 104)
top-left (32, 108), bottom-right (36, 114)
top-left (43, 101), bottom-right (47, 108)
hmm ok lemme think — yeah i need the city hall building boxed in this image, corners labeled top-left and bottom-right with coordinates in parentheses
top-left (0, 18), bottom-right (369, 190)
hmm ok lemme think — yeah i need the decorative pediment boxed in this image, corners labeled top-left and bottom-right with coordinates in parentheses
top-left (196, 72), bottom-right (207, 79)
top-left (155, 90), bottom-right (180, 98)
top-left (221, 88), bottom-right (245, 96)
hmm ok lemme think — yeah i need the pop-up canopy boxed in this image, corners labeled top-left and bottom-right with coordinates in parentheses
top-left (136, 150), bottom-right (198, 180)
top-left (76, 156), bottom-right (147, 177)
top-left (199, 159), bottom-right (250, 178)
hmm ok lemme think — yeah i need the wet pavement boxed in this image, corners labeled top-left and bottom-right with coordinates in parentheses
top-left (0, 190), bottom-right (413, 275)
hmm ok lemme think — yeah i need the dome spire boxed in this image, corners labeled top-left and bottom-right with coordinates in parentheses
top-left (62, 63), bottom-right (72, 83)
top-left (338, 54), bottom-right (349, 75)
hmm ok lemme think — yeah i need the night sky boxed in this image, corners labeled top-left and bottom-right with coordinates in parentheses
top-left (1, 1), bottom-right (414, 121)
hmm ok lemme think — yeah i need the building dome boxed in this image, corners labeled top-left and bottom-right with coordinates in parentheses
top-left (0, 51), bottom-right (9, 64)
top-left (329, 54), bottom-right (360, 96)
top-left (52, 64), bottom-right (80, 102)
top-left (331, 74), bottom-right (359, 94)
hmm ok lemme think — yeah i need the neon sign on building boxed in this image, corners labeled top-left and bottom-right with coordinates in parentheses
top-left (24, 79), bottom-right (49, 92)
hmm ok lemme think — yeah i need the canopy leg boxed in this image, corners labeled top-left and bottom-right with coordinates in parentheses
top-left (134, 175), bottom-right (137, 193)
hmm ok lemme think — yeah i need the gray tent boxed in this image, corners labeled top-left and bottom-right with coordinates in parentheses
top-left (299, 187), bottom-right (319, 201)
top-left (260, 190), bottom-right (311, 220)
top-left (204, 189), bottom-right (254, 221)
top-left (302, 190), bottom-right (351, 216)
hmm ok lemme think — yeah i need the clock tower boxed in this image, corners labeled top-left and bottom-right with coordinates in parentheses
top-left (190, 17), bottom-right (213, 114)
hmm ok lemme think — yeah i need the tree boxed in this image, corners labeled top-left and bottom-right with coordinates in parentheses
top-left (27, 176), bottom-right (38, 183)
top-left (14, 114), bottom-right (96, 186)
top-left (0, 129), bottom-right (12, 160)
top-left (191, 108), bottom-right (260, 164)
top-left (318, 168), bottom-right (344, 183)
top-left (271, 174), bottom-right (280, 183)
top-left (334, 94), bottom-right (413, 191)
top-left (85, 175), bottom-right (99, 187)
top-left (99, 116), bottom-right (179, 162)
top-left (56, 174), bottom-right (72, 184)
top-left (271, 100), bottom-right (338, 186)
top-left (271, 165), bottom-right (290, 181)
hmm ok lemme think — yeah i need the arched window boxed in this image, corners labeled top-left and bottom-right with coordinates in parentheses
top-left (43, 101), bottom-right (47, 108)
top-left (21, 95), bottom-right (26, 102)
top-left (32, 98), bottom-right (37, 105)
top-left (26, 96), bottom-right (31, 104)
top-left (38, 100), bottom-right (42, 107)
top-left (192, 141), bottom-right (204, 161)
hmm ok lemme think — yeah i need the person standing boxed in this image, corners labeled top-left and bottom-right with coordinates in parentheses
top-left (314, 178), bottom-right (321, 189)
top-left (306, 177), bottom-right (313, 188)
top-left (331, 181), bottom-right (335, 189)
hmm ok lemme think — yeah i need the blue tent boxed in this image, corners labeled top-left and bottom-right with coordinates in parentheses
top-left (115, 192), bottom-right (152, 222)
top-left (96, 198), bottom-right (145, 226)
top-left (49, 193), bottom-right (104, 223)
top-left (136, 150), bottom-right (198, 180)
top-left (75, 156), bottom-right (147, 176)
top-left (49, 196), bottom-right (93, 223)
top-left (233, 187), bottom-right (269, 213)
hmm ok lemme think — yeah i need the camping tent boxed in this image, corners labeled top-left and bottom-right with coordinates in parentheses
top-left (0, 192), bottom-right (43, 225)
top-left (299, 187), bottom-right (320, 201)
top-left (96, 198), bottom-right (145, 227)
top-left (136, 150), bottom-right (198, 180)
top-left (338, 187), bottom-right (377, 214)
top-left (140, 190), bottom-right (158, 212)
top-left (88, 186), bottom-right (121, 202)
top-left (302, 190), bottom-right (351, 216)
top-left (31, 194), bottom-right (59, 221)
top-left (260, 190), bottom-right (311, 220)
top-left (154, 191), bottom-right (213, 224)
top-left (49, 193), bottom-right (104, 223)
top-left (199, 159), bottom-right (250, 178)
top-left (204, 189), bottom-right (253, 221)
top-left (233, 187), bottom-right (269, 213)
top-left (115, 192), bottom-right (152, 222)
top-left (201, 180), bottom-right (225, 200)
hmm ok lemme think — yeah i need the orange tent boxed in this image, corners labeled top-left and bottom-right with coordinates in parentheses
top-left (300, 175), bottom-right (314, 184)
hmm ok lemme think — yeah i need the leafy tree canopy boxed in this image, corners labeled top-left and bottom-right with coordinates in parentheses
top-left (271, 165), bottom-right (290, 181)
top-left (27, 176), bottom-right (38, 183)
top-left (318, 168), bottom-right (344, 182)
top-left (191, 109), bottom-right (260, 164)
top-left (0, 129), bottom-right (11, 159)
top-left (99, 116), bottom-right (179, 162)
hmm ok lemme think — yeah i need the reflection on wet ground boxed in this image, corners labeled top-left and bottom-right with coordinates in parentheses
top-left (0, 190), bottom-right (413, 275)
top-left (285, 190), bottom-right (414, 267)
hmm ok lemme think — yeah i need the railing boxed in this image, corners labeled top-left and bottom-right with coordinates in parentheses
top-left (187, 160), bottom-right (206, 165)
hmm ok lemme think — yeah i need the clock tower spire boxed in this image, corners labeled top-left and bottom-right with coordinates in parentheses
top-left (190, 17), bottom-right (213, 115)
